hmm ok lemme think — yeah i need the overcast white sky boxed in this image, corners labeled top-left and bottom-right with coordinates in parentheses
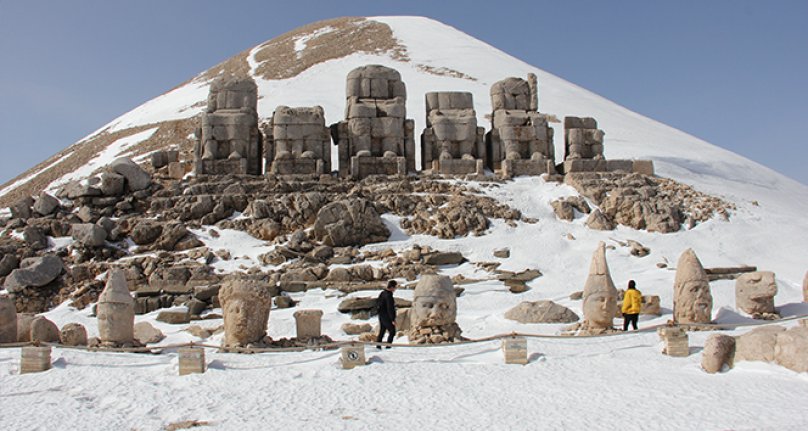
top-left (0, 0), bottom-right (805, 185)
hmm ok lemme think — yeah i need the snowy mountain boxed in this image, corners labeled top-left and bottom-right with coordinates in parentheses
top-left (1, 16), bottom-right (808, 430)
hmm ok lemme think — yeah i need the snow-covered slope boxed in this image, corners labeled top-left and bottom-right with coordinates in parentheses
top-left (1, 16), bottom-right (808, 431)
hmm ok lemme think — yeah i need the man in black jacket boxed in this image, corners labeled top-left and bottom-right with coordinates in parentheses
top-left (376, 280), bottom-right (398, 349)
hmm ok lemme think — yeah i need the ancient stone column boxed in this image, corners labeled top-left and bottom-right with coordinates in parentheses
top-left (219, 278), bottom-right (272, 348)
top-left (735, 271), bottom-right (778, 317)
top-left (293, 309), bottom-right (323, 339)
top-left (408, 274), bottom-right (462, 344)
top-left (582, 242), bottom-right (618, 332)
top-left (97, 269), bottom-right (135, 346)
top-left (673, 249), bottom-right (713, 324)
top-left (0, 296), bottom-right (16, 344)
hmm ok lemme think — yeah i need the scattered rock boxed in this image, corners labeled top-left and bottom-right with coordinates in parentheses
top-left (274, 296), bottom-right (296, 309)
top-left (3, 255), bottom-right (64, 293)
top-left (33, 192), bottom-right (60, 216)
top-left (585, 209), bottom-right (615, 230)
top-left (423, 251), bottom-right (465, 266)
top-left (109, 157), bottom-right (151, 191)
top-left (71, 223), bottom-right (108, 247)
top-left (504, 301), bottom-right (579, 324)
top-left (134, 322), bottom-right (165, 344)
top-left (493, 248), bottom-right (510, 258)
top-left (312, 198), bottom-right (389, 247)
top-left (156, 310), bottom-right (190, 325)
top-left (627, 240), bottom-right (650, 257)
top-left (29, 316), bottom-right (60, 343)
top-left (342, 322), bottom-right (372, 335)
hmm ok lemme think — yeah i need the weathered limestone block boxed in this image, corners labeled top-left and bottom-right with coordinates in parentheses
top-left (312, 198), bottom-right (389, 247)
top-left (59, 323), bottom-right (88, 346)
top-left (219, 278), bottom-right (272, 348)
top-left (29, 316), bottom-right (60, 343)
top-left (502, 336), bottom-right (528, 365)
top-left (134, 321), bottom-right (165, 344)
top-left (3, 255), bottom-right (64, 293)
top-left (774, 327), bottom-right (808, 373)
top-left (20, 346), bottom-right (51, 374)
top-left (581, 242), bottom-right (618, 332)
top-left (735, 271), bottom-right (778, 317)
top-left (408, 274), bottom-right (462, 344)
top-left (99, 172), bottom-right (125, 196)
top-left (331, 65), bottom-right (415, 179)
top-left (0, 296), bottom-right (17, 343)
top-left (110, 157), bottom-right (151, 191)
top-left (97, 269), bottom-right (135, 346)
top-left (421, 91), bottom-right (485, 175)
top-left (195, 75), bottom-right (262, 175)
top-left (658, 327), bottom-right (689, 357)
top-left (71, 223), bottom-right (108, 247)
top-left (178, 347), bottom-right (206, 375)
top-left (585, 209), bottom-right (615, 230)
top-left (293, 309), bottom-right (323, 339)
top-left (701, 334), bottom-right (735, 373)
top-left (265, 105), bottom-right (331, 175)
top-left (504, 300), bottom-right (579, 324)
top-left (340, 344), bottom-right (366, 369)
top-left (33, 192), bottom-right (60, 216)
top-left (485, 73), bottom-right (555, 176)
top-left (342, 322), bottom-right (372, 335)
top-left (734, 325), bottom-right (784, 363)
top-left (673, 249), bottom-right (713, 324)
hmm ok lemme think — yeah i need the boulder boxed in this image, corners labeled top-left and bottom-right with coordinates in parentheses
top-left (23, 226), bottom-right (48, 250)
top-left (641, 295), bottom-right (661, 315)
top-left (274, 296), bottom-right (295, 309)
top-left (99, 172), bottom-right (125, 196)
top-left (10, 196), bottom-right (33, 219)
top-left (0, 296), bottom-right (17, 343)
top-left (3, 255), bottom-right (64, 293)
top-left (338, 297), bottom-right (378, 313)
top-left (156, 310), bottom-right (190, 324)
top-left (585, 209), bottom-right (615, 230)
top-left (734, 326), bottom-right (785, 363)
top-left (60, 323), bottom-right (88, 346)
top-left (110, 157), bottom-right (151, 191)
top-left (342, 322), bottom-right (372, 335)
top-left (33, 192), bottom-right (60, 215)
top-left (0, 254), bottom-right (20, 277)
top-left (134, 322), bottom-right (165, 344)
top-left (423, 252), bottom-right (465, 266)
top-left (16, 314), bottom-right (36, 342)
top-left (774, 327), bottom-right (808, 373)
top-left (131, 222), bottom-right (163, 245)
top-left (71, 223), bottom-right (108, 247)
top-left (504, 301), bottom-right (579, 324)
top-left (312, 198), bottom-right (389, 247)
top-left (29, 316), bottom-right (60, 343)
top-left (550, 199), bottom-right (575, 221)
top-left (493, 248), bottom-right (510, 258)
top-left (701, 334), bottom-right (735, 373)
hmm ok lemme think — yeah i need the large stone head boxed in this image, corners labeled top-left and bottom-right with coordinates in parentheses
top-left (411, 275), bottom-right (457, 327)
top-left (219, 278), bottom-right (272, 347)
top-left (582, 242), bottom-right (618, 329)
top-left (345, 65), bottom-right (406, 101)
top-left (736, 271), bottom-right (777, 315)
top-left (673, 249), bottom-right (713, 324)
top-left (97, 268), bottom-right (135, 344)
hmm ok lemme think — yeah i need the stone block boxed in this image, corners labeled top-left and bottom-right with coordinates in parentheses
top-left (293, 309), bottom-right (323, 339)
top-left (633, 160), bottom-right (655, 176)
top-left (433, 159), bottom-right (483, 175)
top-left (168, 162), bottom-right (189, 180)
top-left (178, 347), bottom-right (206, 376)
top-left (605, 160), bottom-right (634, 173)
top-left (502, 336), bottom-right (528, 364)
top-left (503, 159), bottom-right (555, 178)
top-left (350, 155), bottom-right (406, 179)
top-left (340, 344), bottom-right (366, 369)
top-left (20, 346), bottom-right (52, 374)
top-left (562, 159), bottom-right (608, 174)
top-left (658, 327), bottom-right (689, 357)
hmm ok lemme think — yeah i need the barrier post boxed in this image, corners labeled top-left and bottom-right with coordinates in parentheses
top-left (340, 343), bottom-right (366, 369)
top-left (502, 336), bottom-right (528, 365)
top-left (178, 347), bottom-right (206, 375)
top-left (21, 346), bottom-right (52, 374)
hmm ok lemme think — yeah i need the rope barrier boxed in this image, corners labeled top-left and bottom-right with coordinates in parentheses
top-left (0, 313), bottom-right (804, 353)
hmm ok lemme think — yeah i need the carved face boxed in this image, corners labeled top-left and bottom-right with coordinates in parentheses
top-left (583, 291), bottom-right (617, 328)
top-left (676, 280), bottom-right (713, 323)
top-left (223, 296), bottom-right (269, 346)
top-left (412, 290), bottom-right (457, 327)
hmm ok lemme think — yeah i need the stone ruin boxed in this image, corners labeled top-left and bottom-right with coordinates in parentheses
top-left (485, 73), bottom-right (556, 178)
top-left (194, 75), bottom-right (262, 175)
top-left (264, 105), bottom-right (331, 176)
top-left (421, 91), bottom-right (485, 175)
top-left (94, 269), bottom-right (136, 347)
top-left (734, 325), bottom-right (808, 373)
top-left (408, 274), bottom-right (463, 344)
top-left (735, 271), bottom-right (779, 319)
top-left (578, 242), bottom-right (619, 334)
top-left (331, 65), bottom-right (415, 179)
top-left (562, 116), bottom-right (654, 175)
top-left (219, 277), bottom-right (272, 349)
top-left (673, 249), bottom-right (713, 324)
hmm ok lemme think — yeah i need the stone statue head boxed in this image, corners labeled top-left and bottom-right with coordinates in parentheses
top-left (411, 274), bottom-right (457, 327)
top-left (736, 271), bottom-right (777, 315)
top-left (582, 242), bottom-right (618, 329)
top-left (673, 249), bottom-right (713, 324)
top-left (219, 278), bottom-right (272, 347)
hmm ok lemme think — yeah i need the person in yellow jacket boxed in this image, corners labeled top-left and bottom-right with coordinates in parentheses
top-left (622, 280), bottom-right (642, 331)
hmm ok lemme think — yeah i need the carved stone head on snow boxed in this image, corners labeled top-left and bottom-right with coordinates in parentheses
top-left (582, 242), bottom-right (618, 329)
top-left (673, 249), bottom-right (713, 324)
top-left (735, 271), bottom-right (777, 316)
top-left (219, 278), bottom-right (272, 348)
top-left (411, 274), bottom-right (457, 327)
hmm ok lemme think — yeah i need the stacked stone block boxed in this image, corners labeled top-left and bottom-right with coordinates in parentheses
top-left (562, 116), bottom-right (655, 175)
top-left (265, 106), bottom-right (331, 175)
top-left (485, 73), bottom-right (555, 178)
top-left (330, 65), bottom-right (415, 179)
top-left (421, 92), bottom-right (485, 175)
top-left (195, 76), bottom-right (262, 175)
top-left (658, 327), bottom-right (690, 357)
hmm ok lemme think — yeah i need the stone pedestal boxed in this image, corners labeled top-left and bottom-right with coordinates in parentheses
top-left (20, 346), bottom-right (51, 374)
top-left (502, 336), bottom-right (528, 364)
top-left (658, 327), bottom-right (689, 357)
top-left (350, 155), bottom-right (406, 179)
top-left (269, 158), bottom-right (323, 176)
top-left (432, 159), bottom-right (484, 175)
top-left (178, 347), bottom-right (206, 376)
top-left (294, 309), bottom-right (323, 339)
top-left (340, 344), bottom-right (366, 369)
top-left (502, 159), bottom-right (555, 178)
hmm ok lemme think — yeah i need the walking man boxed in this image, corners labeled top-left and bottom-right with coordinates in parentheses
top-left (622, 280), bottom-right (642, 331)
top-left (376, 280), bottom-right (398, 349)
